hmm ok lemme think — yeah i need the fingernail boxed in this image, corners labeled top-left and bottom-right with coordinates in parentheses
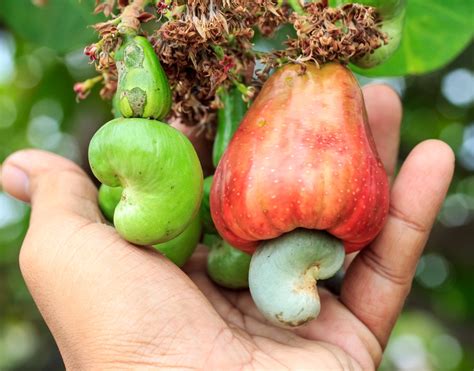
top-left (1, 164), bottom-right (30, 201)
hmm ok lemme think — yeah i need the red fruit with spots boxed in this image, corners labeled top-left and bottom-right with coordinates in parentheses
top-left (210, 63), bottom-right (389, 254)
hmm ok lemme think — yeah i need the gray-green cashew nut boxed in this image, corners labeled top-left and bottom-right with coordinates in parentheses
top-left (249, 229), bottom-right (345, 327)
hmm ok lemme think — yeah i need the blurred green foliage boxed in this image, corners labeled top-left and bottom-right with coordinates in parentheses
top-left (0, 1), bottom-right (473, 370)
top-left (354, 0), bottom-right (474, 76)
top-left (0, 0), bottom-right (103, 53)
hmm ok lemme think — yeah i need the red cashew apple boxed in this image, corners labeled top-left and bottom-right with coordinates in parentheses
top-left (210, 62), bottom-right (390, 326)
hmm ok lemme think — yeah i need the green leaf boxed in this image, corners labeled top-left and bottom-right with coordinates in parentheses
top-left (0, 0), bottom-right (103, 54)
top-left (354, 0), bottom-right (474, 76)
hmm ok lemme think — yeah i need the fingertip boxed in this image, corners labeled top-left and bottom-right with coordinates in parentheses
top-left (1, 163), bottom-right (30, 202)
top-left (411, 139), bottom-right (455, 170)
top-left (400, 139), bottom-right (455, 189)
top-left (1, 150), bottom-right (100, 222)
top-left (5, 149), bottom-right (83, 176)
top-left (363, 83), bottom-right (403, 129)
top-left (2, 149), bottom-right (87, 202)
top-left (340, 138), bottom-right (455, 348)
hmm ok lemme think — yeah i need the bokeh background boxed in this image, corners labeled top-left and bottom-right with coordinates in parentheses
top-left (0, 1), bottom-right (473, 370)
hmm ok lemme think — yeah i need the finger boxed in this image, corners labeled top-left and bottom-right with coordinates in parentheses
top-left (362, 84), bottom-right (402, 180)
top-left (340, 140), bottom-right (454, 348)
top-left (1, 149), bottom-right (102, 223)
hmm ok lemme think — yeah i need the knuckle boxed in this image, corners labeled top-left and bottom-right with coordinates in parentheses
top-left (359, 247), bottom-right (411, 287)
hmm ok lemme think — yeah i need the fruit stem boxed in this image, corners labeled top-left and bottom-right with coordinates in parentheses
top-left (118, 0), bottom-right (151, 35)
top-left (305, 264), bottom-right (320, 281)
top-left (287, 0), bottom-right (305, 14)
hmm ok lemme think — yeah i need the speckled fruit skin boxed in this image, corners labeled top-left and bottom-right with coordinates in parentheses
top-left (89, 117), bottom-right (203, 246)
top-left (210, 63), bottom-right (389, 254)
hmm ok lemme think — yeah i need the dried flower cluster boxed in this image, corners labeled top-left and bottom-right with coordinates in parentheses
top-left (287, 3), bottom-right (387, 65)
top-left (82, 0), bottom-right (388, 133)
top-left (154, 0), bottom-right (286, 132)
top-left (84, 0), bottom-right (156, 99)
top-left (94, 0), bottom-right (131, 17)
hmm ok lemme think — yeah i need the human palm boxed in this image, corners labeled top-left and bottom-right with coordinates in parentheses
top-left (1, 85), bottom-right (454, 370)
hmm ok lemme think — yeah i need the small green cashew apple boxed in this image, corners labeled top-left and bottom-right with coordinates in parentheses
top-left (203, 233), bottom-right (220, 248)
top-left (89, 117), bottom-right (203, 245)
top-left (207, 237), bottom-right (251, 289)
top-left (154, 213), bottom-right (202, 267)
top-left (97, 184), bottom-right (201, 266)
top-left (115, 35), bottom-right (172, 119)
top-left (98, 184), bottom-right (122, 222)
top-left (249, 229), bottom-right (345, 327)
top-left (200, 176), bottom-right (216, 234)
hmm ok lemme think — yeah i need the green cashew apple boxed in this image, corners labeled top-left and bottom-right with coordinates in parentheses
top-left (97, 184), bottom-right (201, 266)
top-left (115, 35), bottom-right (172, 119)
top-left (98, 184), bottom-right (122, 222)
top-left (153, 213), bottom-right (202, 267)
top-left (200, 176), bottom-right (216, 234)
top-left (207, 237), bottom-right (251, 289)
top-left (89, 117), bottom-right (203, 245)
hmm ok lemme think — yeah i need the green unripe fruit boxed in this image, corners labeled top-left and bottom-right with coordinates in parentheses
top-left (154, 213), bottom-right (202, 267)
top-left (97, 183), bottom-right (201, 266)
top-left (207, 238), bottom-right (251, 289)
top-left (115, 35), bottom-right (172, 119)
top-left (112, 93), bottom-right (122, 119)
top-left (98, 184), bottom-right (122, 222)
top-left (203, 233), bottom-right (220, 249)
top-left (89, 117), bottom-right (203, 245)
top-left (331, 0), bottom-right (406, 68)
top-left (200, 176), bottom-right (216, 234)
top-left (213, 87), bottom-right (247, 167)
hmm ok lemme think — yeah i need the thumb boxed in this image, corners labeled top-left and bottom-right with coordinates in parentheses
top-left (1, 149), bottom-right (102, 223)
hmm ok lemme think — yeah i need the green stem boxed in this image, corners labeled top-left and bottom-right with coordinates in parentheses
top-left (213, 87), bottom-right (247, 167)
top-left (118, 0), bottom-right (151, 35)
top-left (287, 0), bottom-right (305, 14)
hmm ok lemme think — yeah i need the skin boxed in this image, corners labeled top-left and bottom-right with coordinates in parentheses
top-left (0, 85), bottom-right (454, 369)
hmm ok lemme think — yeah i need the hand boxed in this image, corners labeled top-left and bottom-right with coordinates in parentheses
top-left (0, 85), bottom-right (454, 370)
